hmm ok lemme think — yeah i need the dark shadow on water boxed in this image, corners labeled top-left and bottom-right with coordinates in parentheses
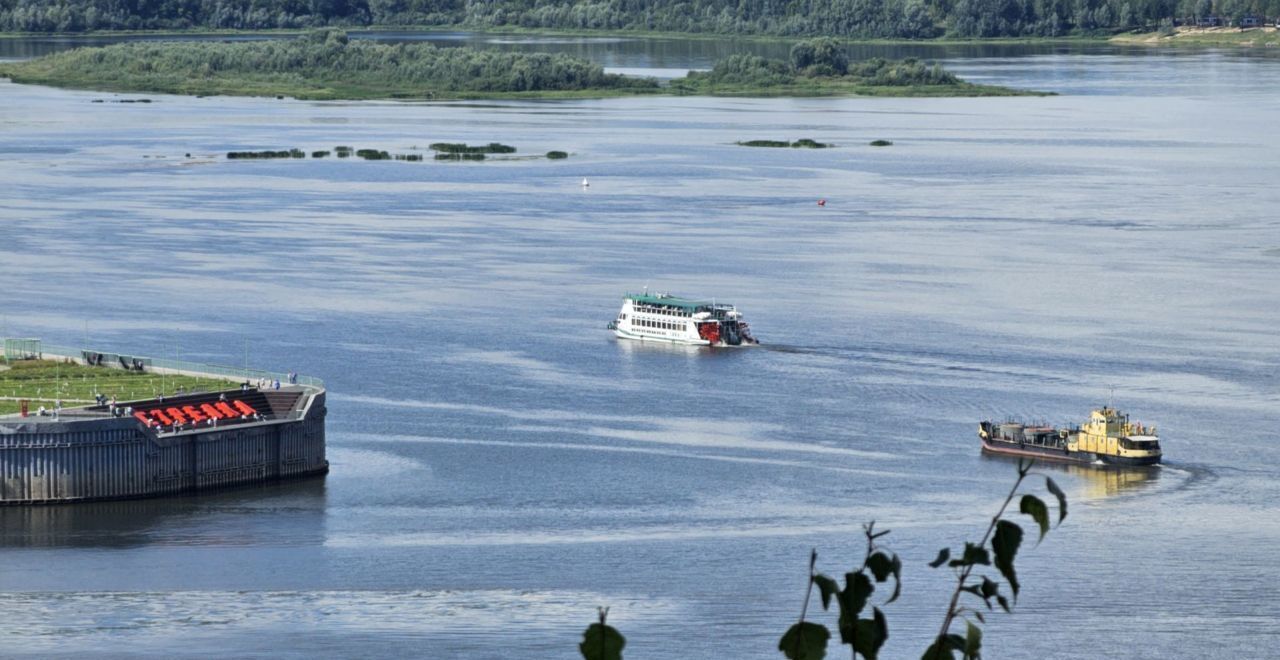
top-left (979, 451), bottom-right (1164, 498)
top-left (0, 476), bottom-right (328, 549)
top-left (613, 337), bottom-right (759, 359)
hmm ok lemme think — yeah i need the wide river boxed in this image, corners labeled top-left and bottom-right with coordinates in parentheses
top-left (1, 34), bottom-right (1279, 658)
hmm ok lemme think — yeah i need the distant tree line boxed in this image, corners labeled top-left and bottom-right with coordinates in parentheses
top-left (2, 0), bottom-right (1279, 37)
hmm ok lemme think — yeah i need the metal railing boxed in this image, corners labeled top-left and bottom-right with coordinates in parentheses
top-left (28, 341), bottom-right (324, 389)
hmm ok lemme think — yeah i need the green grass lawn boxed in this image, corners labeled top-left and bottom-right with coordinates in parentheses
top-left (0, 359), bottom-right (238, 415)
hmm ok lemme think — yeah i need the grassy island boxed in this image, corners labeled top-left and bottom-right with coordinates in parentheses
top-left (675, 40), bottom-right (1045, 97)
top-left (0, 31), bottom-right (1036, 99)
top-left (0, 28), bottom-right (659, 99)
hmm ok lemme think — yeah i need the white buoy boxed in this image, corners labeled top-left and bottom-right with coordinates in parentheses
top-left (581, 178), bottom-right (590, 188)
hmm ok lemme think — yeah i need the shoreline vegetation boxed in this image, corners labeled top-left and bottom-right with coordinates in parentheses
top-left (0, 29), bottom-right (658, 100)
top-left (0, 31), bottom-right (1043, 99)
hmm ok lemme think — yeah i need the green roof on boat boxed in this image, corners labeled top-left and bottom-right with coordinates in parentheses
top-left (625, 292), bottom-right (717, 310)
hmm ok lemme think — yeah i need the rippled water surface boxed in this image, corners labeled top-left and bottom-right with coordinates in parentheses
top-left (2, 38), bottom-right (1279, 658)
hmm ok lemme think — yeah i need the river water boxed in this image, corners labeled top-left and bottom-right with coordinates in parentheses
top-left (1, 34), bottom-right (1279, 658)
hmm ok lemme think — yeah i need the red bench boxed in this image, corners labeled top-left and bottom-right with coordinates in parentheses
top-left (233, 400), bottom-right (257, 416)
top-left (150, 409), bottom-right (173, 425)
top-left (216, 401), bottom-right (240, 418)
top-left (166, 407), bottom-right (188, 425)
top-left (201, 403), bottom-right (224, 419)
top-left (182, 405), bottom-right (207, 423)
top-left (134, 411), bottom-right (154, 427)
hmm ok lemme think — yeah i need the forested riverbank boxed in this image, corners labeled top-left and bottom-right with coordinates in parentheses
top-left (0, 31), bottom-right (1033, 99)
top-left (3, 0), bottom-right (1274, 40)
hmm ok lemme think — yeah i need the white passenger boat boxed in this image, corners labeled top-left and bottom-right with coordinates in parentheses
top-left (606, 292), bottom-right (758, 346)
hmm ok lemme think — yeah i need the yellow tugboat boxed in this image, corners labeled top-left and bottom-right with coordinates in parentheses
top-left (978, 407), bottom-right (1162, 466)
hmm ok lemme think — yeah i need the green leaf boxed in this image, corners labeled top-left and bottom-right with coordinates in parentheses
top-left (921, 641), bottom-right (955, 660)
top-left (980, 576), bottom-right (998, 600)
top-left (949, 543), bottom-right (990, 567)
top-left (851, 608), bottom-right (889, 660)
top-left (1020, 494), bottom-right (1050, 543)
top-left (886, 555), bottom-right (902, 604)
top-left (996, 594), bottom-right (1010, 613)
top-left (928, 548), bottom-right (951, 568)
top-left (973, 611), bottom-right (985, 624)
top-left (867, 552), bottom-right (894, 583)
top-left (838, 572), bottom-right (874, 645)
top-left (964, 621), bottom-right (983, 659)
top-left (853, 618), bottom-right (878, 659)
top-left (814, 574), bottom-right (840, 611)
top-left (873, 606), bottom-right (889, 653)
top-left (922, 635), bottom-right (966, 660)
top-left (779, 621), bottom-right (830, 660)
top-left (1045, 476), bottom-right (1068, 525)
top-left (847, 571), bottom-right (874, 616)
top-left (838, 609), bottom-right (856, 646)
top-left (992, 520), bottom-right (1023, 600)
top-left (579, 622), bottom-right (626, 660)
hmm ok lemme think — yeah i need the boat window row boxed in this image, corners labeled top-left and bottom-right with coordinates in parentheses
top-left (1119, 437), bottom-right (1160, 451)
top-left (636, 318), bottom-right (685, 331)
top-left (634, 304), bottom-right (693, 317)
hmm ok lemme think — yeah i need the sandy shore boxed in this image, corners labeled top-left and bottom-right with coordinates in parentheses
top-left (1114, 25), bottom-right (1279, 45)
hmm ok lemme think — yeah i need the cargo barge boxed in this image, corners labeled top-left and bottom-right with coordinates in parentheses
top-left (0, 345), bottom-right (327, 504)
top-left (978, 407), bottom-right (1161, 466)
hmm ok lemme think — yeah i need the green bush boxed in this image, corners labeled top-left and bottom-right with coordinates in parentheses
top-left (226, 150), bottom-right (294, 159)
top-left (738, 139), bottom-right (832, 148)
top-left (430, 142), bottom-right (517, 154)
top-left (790, 38), bottom-right (849, 76)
